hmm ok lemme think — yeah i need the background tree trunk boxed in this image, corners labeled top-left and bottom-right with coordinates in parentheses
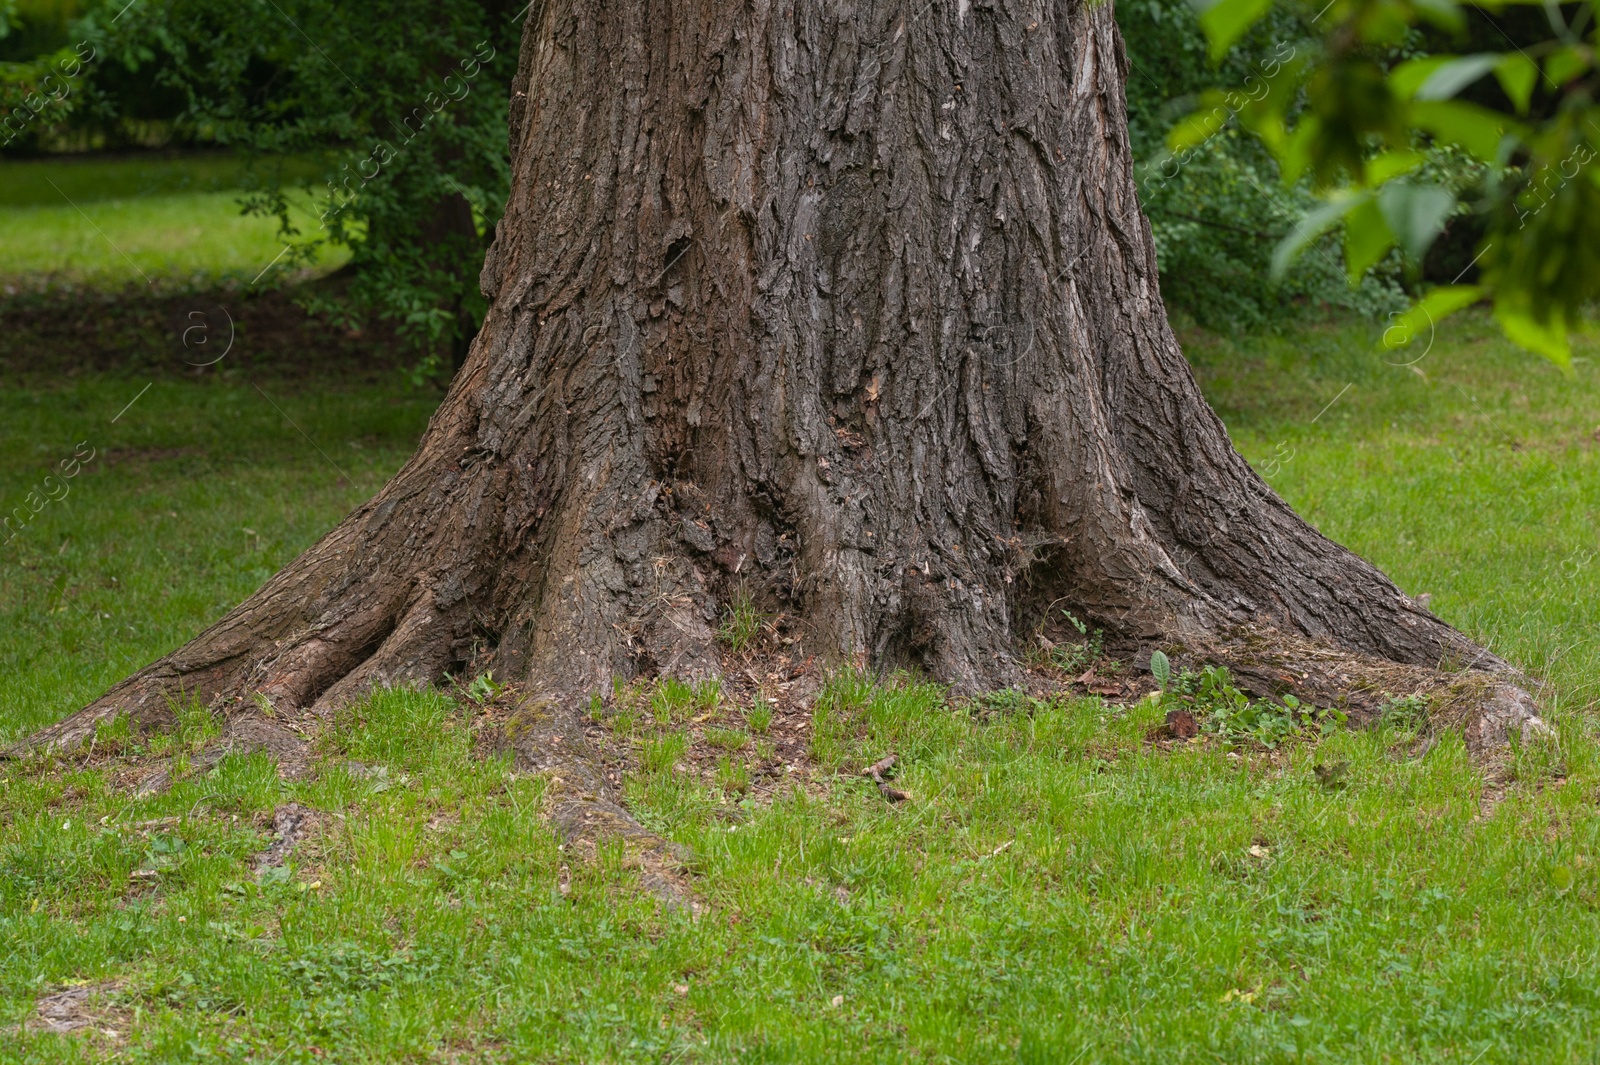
top-left (16, 0), bottom-right (1541, 760)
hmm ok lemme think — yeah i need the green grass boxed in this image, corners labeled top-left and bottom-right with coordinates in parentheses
top-left (0, 154), bottom-right (347, 285)
top-left (2, 308), bottom-right (1599, 1061)
top-left (0, 377), bottom-right (438, 743)
top-left (2, 674), bottom-right (1597, 1062)
top-left (1193, 313), bottom-right (1600, 714)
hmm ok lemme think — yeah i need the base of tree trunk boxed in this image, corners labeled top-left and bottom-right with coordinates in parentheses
top-left (3, 0), bottom-right (1549, 872)
top-left (6, 619), bottom-right (1546, 762)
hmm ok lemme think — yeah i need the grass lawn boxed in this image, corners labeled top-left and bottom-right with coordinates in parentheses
top-left (0, 154), bottom-right (347, 286)
top-left (2, 203), bottom-right (1599, 1060)
top-left (1194, 315), bottom-right (1600, 715)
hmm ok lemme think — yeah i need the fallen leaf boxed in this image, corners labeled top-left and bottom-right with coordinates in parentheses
top-left (1166, 709), bottom-right (1199, 739)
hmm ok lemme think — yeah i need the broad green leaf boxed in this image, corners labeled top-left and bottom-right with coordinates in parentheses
top-left (1411, 100), bottom-right (1517, 161)
top-left (1552, 865), bottom-right (1576, 893)
top-left (1365, 149), bottom-right (1425, 185)
top-left (1546, 47), bottom-right (1590, 87)
top-left (1272, 194), bottom-right (1364, 278)
top-left (1416, 54), bottom-right (1500, 101)
top-left (1344, 199), bottom-right (1395, 281)
top-left (1359, 3), bottom-right (1413, 45)
top-left (1494, 53), bottom-right (1538, 114)
top-left (1390, 56), bottom-right (1453, 100)
top-left (1381, 285), bottom-right (1483, 350)
top-left (1409, 0), bottom-right (1465, 31)
top-left (1251, 111), bottom-right (1290, 158)
top-left (1277, 117), bottom-right (1320, 186)
top-left (1150, 650), bottom-right (1172, 690)
top-left (1192, 0), bottom-right (1273, 61)
top-left (1495, 301), bottom-right (1571, 367)
top-left (1377, 182), bottom-right (1456, 261)
top-left (1168, 96), bottom-right (1233, 152)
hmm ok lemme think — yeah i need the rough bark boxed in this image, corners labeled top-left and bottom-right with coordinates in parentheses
top-left (14, 0), bottom-right (1542, 766)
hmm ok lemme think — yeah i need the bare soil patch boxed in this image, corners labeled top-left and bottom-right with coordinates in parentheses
top-left (26, 980), bottom-right (132, 1044)
top-left (0, 277), bottom-right (410, 387)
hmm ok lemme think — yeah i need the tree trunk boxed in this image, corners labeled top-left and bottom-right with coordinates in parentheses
top-left (17, 0), bottom-right (1542, 764)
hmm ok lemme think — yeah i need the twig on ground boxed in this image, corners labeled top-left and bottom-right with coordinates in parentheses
top-left (864, 754), bottom-right (909, 802)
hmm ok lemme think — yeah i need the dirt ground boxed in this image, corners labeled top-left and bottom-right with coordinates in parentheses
top-left (0, 277), bottom-right (412, 386)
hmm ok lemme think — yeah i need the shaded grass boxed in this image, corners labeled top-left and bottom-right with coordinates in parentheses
top-left (0, 154), bottom-right (325, 208)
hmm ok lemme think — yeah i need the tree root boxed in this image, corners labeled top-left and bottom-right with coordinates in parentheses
top-left (6, 702), bottom-right (313, 798)
top-left (486, 695), bottom-right (700, 913)
top-left (1170, 625), bottom-right (1549, 753)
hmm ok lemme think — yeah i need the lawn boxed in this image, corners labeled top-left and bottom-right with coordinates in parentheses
top-left (0, 154), bottom-right (347, 286)
top-left (2, 157), bottom-right (1599, 1061)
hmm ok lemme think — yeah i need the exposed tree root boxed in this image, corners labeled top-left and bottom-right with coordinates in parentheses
top-left (1167, 626), bottom-right (1549, 753)
top-left (486, 696), bottom-right (700, 912)
top-left (128, 713), bottom-right (311, 799)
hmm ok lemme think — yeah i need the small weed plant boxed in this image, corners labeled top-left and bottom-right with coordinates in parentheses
top-left (452, 671), bottom-right (506, 706)
top-left (715, 754), bottom-right (749, 794)
top-left (1035, 609), bottom-right (1106, 674)
top-left (744, 699), bottom-right (774, 734)
top-left (650, 678), bottom-right (694, 725)
top-left (639, 732), bottom-right (688, 774)
top-left (1157, 663), bottom-right (1344, 748)
top-left (1377, 692), bottom-right (1430, 730)
top-left (716, 586), bottom-right (766, 652)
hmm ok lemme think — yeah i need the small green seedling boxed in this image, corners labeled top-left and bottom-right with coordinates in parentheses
top-left (745, 700), bottom-right (774, 734)
top-left (456, 672), bottom-right (506, 705)
top-left (1150, 650), bottom-right (1172, 692)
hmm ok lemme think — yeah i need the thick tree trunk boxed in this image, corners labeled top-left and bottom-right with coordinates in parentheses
top-left (16, 0), bottom-right (1541, 763)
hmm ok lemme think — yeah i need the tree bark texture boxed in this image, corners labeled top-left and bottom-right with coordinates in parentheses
top-left (17, 0), bottom-right (1540, 760)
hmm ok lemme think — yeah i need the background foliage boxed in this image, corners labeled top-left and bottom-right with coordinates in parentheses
top-left (1182, 0), bottom-right (1600, 364)
top-left (1122, 0), bottom-right (1412, 329)
top-left (1, 0), bottom-right (522, 374)
top-left (3, 0), bottom-right (1587, 356)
